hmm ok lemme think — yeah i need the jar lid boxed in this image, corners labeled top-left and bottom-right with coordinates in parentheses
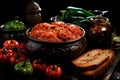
top-left (90, 15), bottom-right (110, 26)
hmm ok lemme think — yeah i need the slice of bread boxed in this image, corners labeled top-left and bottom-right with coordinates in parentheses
top-left (82, 49), bottom-right (115, 78)
top-left (72, 49), bottom-right (111, 70)
top-left (71, 49), bottom-right (115, 78)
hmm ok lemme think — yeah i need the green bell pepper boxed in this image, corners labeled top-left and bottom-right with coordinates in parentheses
top-left (2, 17), bottom-right (26, 31)
top-left (14, 59), bottom-right (33, 75)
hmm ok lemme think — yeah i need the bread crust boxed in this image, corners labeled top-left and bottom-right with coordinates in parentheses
top-left (71, 49), bottom-right (115, 78)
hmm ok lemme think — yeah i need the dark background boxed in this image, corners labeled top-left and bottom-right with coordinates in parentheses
top-left (0, 0), bottom-right (119, 34)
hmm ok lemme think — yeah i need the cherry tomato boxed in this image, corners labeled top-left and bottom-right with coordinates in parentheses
top-left (3, 39), bottom-right (19, 49)
top-left (45, 65), bottom-right (62, 79)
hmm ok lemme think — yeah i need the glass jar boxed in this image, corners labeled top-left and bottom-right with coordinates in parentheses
top-left (87, 15), bottom-right (113, 49)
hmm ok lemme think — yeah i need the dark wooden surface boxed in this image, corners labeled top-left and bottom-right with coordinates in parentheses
top-left (0, 51), bottom-right (119, 80)
top-left (0, 62), bottom-right (108, 80)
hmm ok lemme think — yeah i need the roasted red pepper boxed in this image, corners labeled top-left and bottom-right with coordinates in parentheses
top-left (32, 59), bottom-right (47, 72)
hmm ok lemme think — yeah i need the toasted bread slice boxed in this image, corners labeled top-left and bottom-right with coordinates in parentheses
top-left (81, 49), bottom-right (115, 78)
top-left (72, 49), bottom-right (110, 70)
